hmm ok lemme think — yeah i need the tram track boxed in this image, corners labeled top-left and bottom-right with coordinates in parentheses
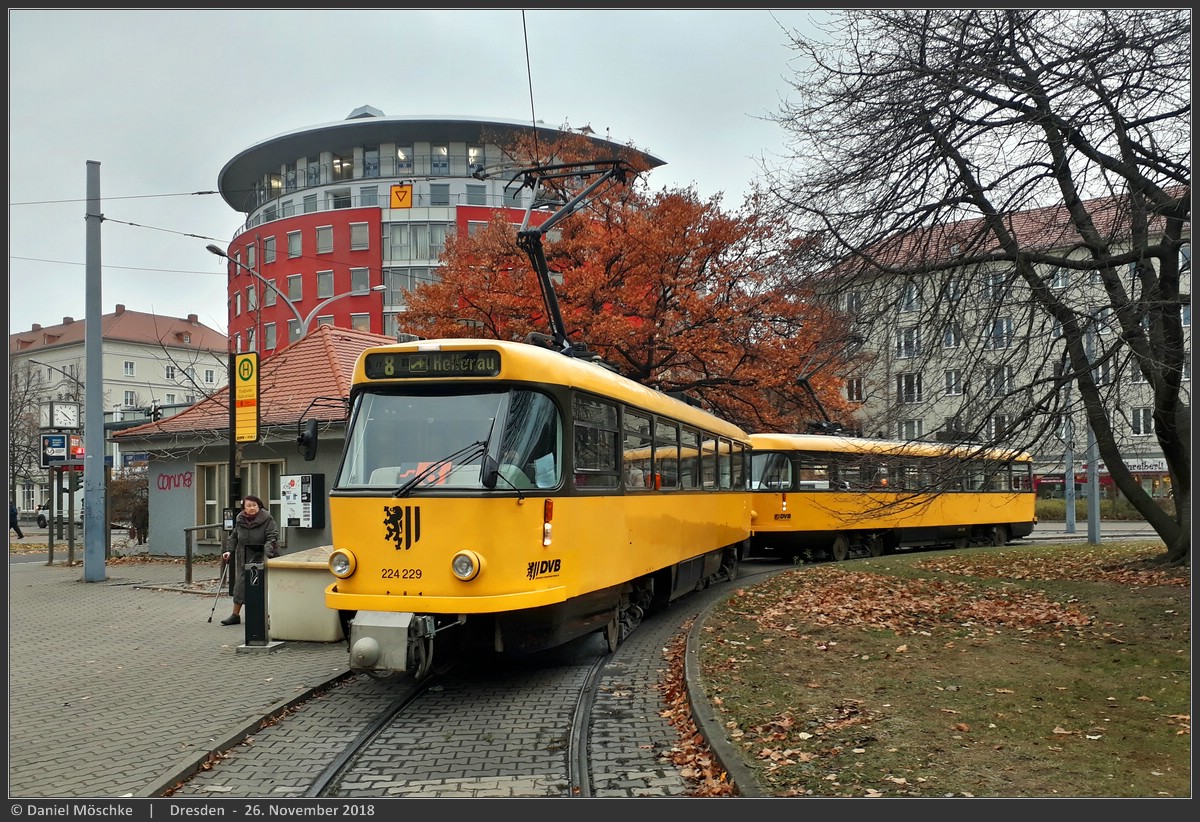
top-left (164, 561), bottom-right (790, 799)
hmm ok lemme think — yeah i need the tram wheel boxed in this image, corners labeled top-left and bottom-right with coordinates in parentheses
top-left (867, 537), bottom-right (884, 557)
top-left (988, 526), bottom-right (1008, 547)
top-left (831, 534), bottom-right (851, 562)
top-left (603, 609), bottom-right (621, 653)
top-left (952, 536), bottom-right (970, 551)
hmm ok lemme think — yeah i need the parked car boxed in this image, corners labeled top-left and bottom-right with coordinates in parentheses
top-left (36, 501), bottom-right (83, 528)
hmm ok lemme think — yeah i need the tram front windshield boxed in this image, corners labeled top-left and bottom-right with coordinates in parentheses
top-left (336, 388), bottom-right (562, 491)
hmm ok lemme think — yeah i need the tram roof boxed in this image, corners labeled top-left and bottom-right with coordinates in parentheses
top-left (748, 432), bottom-right (1031, 463)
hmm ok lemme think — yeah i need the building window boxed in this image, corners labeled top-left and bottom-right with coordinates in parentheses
top-left (1128, 361), bottom-right (1147, 383)
top-left (845, 290), bottom-right (862, 314)
top-left (351, 267), bottom-right (370, 292)
top-left (432, 145), bottom-right (449, 175)
top-left (1095, 359), bottom-right (1114, 385)
top-left (303, 194), bottom-right (318, 214)
top-left (288, 274), bottom-right (303, 303)
top-left (331, 191), bottom-right (351, 210)
top-left (988, 365), bottom-right (1013, 397)
top-left (350, 222), bottom-right (370, 251)
top-left (430, 224), bottom-right (449, 258)
top-left (287, 231), bottom-right (301, 258)
top-left (1051, 318), bottom-right (1064, 339)
top-left (467, 220), bottom-right (488, 236)
top-left (245, 286), bottom-right (256, 311)
top-left (263, 236), bottom-right (276, 264)
top-left (351, 313), bottom-right (371, 332)
top-left (898, 419), bottom-right (923, 440)
top-left (989, 413), bottom-right (1011, 440)
top-left (896, 327), bottom-right (920, 359)
top-left (468, 145), bottom-right (484, 175)
top-left (234, 292), bottom-right (242, 316)
top-left (331, 153), bottom-right (352, 182)
top-left (364, 145), bottom-right (380, 178)
top-left (246, 327), bottom-right (255, 352)
top-left (846, 377), bottom-right (863, 403)
top-left (985, 269), bottom-right (1009, 302)
top-left (306, 156), bottom-right (321, 187)
top-left (265, 323), bottom-right (277, 349)
top-left (896, 372), bottom-right (922, 404)
top-left (899, 281), bottom-right (920, 312)
top-left (466, 184), bottom-right (486, 206)
top-left (264, 279), bottom-right (277, 306)
top-left (942, 323), bottom-right (962, 349)
top-left (204, 369), bottom-right (215, 384)
top-left (944, 368), bottom-right (962, 396)
top-left (123, 360), bottom-right (135, 377)
top-left (396, 146), bottom-right (413, 173)
top-left (316, 225), bottom-right (333, 254)
top-left (246, 244), bottom-right (256, 271)
top-left (359, 186), bottom-right (378, 207)
top-left (315, 316), bottom-right (334, 329)
top-left (316, 270), bottom-right (334, 299)
top-left (1183, 304), bottom-right (1191, 327)
top-left (123, 390), bottom-right (136, 406)
top-left (165, 393), bottom-right (176, 404)
top-left (1131, 407), bottom-right (1153, 436)
top-left (430, 184), bottom-right (450, 207)
top-left (987, 316), bottom-right (1014, 350)
top-left (165, 365), bottom-right (176, 380)
top-left (944, 279), bottom-right (962, 302)
top-left (281, 200), bottom-right (295, 219)
top-left (287, 319), bottom-right (301, 343)
top-left (284, 161), bottom-right (297, 192)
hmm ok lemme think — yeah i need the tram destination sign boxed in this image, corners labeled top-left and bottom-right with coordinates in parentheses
top-left (364, 350), bottom-right (501, 379)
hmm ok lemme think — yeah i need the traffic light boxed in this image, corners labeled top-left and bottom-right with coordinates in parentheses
top-left (149, 403), bottom-right (163, 422)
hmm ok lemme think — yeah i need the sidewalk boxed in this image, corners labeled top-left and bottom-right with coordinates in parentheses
top-left (7, 552), bottom-right (349, 798)
top-left (1021, 518), bottom-right (1161, 541)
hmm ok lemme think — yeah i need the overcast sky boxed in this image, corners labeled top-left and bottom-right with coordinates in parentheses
top-left (8, 9), bottom-right (828, 337)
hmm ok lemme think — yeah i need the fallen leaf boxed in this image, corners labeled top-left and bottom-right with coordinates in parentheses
top-left (954, 722), bottom-right (970, 732)
top-left (1053, 726), bottom-right (1072, 734)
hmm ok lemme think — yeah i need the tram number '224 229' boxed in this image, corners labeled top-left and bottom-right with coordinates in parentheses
top-left (381, 567), bottom-right (422, 579)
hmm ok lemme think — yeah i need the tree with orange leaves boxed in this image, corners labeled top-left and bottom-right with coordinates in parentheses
top-left (401, 133), bottom-right (863, 434)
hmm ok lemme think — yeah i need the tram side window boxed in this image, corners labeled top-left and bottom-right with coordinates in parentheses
top-left (679, 428), bottom-right (701, 489)
top-left (573, 395), bottom-right (619, 489)
top-left (797, 458), bottom-right (830, 490)
top-left (1011, 462), bottom-right (1032, 491)
top-left (654, 419), bottom-right (681, 489)
top-left (623, 410), bottom-right (652, 489)
top-left (731, 441), bottom-right (747, 490)
top-left (718, 437), bottom-right (733, 489)
top-left (753, 452), bottom-right (792, 490)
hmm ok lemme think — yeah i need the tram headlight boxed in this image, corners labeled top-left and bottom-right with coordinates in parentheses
top-left (329, 549), bottom-right (357, 579)
top-left (451, 550), bottom-right (483, 581)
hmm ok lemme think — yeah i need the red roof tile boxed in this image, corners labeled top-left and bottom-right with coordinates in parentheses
top-left (10, 304), bottom-right (226, 354)
top-left (113, 325), bottom-right (395, 440)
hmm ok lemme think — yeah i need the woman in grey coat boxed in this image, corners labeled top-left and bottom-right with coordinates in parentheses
top-left (219, 495), bottom-right (280, 626)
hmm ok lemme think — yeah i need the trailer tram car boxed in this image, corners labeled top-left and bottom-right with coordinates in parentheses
top-left (748, 433), bottom-right (1036, 562)
top-left (302, 338), bottom-right (750, 679)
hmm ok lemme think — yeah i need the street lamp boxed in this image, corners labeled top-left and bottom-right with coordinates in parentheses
top-left (206, 243), bottom-right (386, 520)
top-left (206, 244), bottom-right (385, 344)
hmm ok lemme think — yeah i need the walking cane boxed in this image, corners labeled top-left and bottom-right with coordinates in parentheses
top-left (207, 557), bottom-right (229, 623)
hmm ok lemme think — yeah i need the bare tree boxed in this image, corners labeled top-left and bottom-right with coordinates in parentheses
top-left (768, 9), bottom-right (1190, 563)
top-left (9, 362), bottom-right (48, 502)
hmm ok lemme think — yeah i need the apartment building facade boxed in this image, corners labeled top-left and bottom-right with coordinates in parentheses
top-left (8, 304), bottom-right (228, 512)
top-left (833, 196), bottom-right (1190, 502)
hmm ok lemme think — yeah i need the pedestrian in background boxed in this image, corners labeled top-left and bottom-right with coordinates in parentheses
top-left (219, 495), bottom-right (279, 626)
top-left (10, 500), bottom-right (24, 539)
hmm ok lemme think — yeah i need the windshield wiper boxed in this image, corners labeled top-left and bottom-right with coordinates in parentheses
top-left (392, 440), bottom-right (489, 498)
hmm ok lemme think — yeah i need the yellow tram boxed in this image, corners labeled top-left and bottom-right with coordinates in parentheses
top-left (748, 433), bottom-right (1036, 561)
top-left (302, 338), bottom-right (750, 679)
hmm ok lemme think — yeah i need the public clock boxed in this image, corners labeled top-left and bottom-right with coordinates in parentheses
top-left (51, 401), bottom-right (81, 429)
